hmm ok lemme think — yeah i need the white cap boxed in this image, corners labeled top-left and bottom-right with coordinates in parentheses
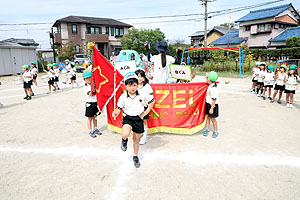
top-left (124, 72), bottom-right (138, 81)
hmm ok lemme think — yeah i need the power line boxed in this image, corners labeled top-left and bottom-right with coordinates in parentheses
top-left (0, 22), bottom-right (52, 26)
top-left (132, 18), bottom-right (202, 25)
top-left (117, 13), bottom-right (203, 20)
top-left (0, 28), bottom-right (50, 31)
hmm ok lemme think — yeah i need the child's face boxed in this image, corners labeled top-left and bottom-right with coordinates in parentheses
top-left (84, 77), bottom-right (91, 84)
top-left (137, 74), bottom-right (144, 84)
top-left (289, 69), bottom-right (295, 75)
top-left (279, 68), bottom-right (284, 73)
top-left (151, 64), bottom-right (154, 70)
top-left (22, 68), bottom-right (26, 72)
top-left (260, 65), bottom-right (265, 70)
top-left (125, 82), bottom-right (138, 95)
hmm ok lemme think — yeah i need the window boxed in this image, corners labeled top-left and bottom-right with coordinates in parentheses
top-left (106, 27), bottom-right (109, 34)
top-left (116, 28), bottom-right (120, 36)
top-left (90, 27), bottom-right (95, 34)
top-left (88, 26), bottom-right (101, 34)
top-left (111, 27), bottom-right (114, 36)
top-left (72, 24), bottom-right (77, 34)
top-left (57, 24), bottom-right (61, 33)
top-left (258, 24), bottom-right (265, 32)
top-left (265, 24), bottom-right (271, 32)
top-left (245, 26), bottom-right (250, 31)
top-left (120, 28), bottom-right (124, 36)
top-left (95, 27), bottom-right (100, 34)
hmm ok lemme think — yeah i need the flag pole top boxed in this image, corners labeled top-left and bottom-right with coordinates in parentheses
top-left (88, 42), bottom-right (95, 49)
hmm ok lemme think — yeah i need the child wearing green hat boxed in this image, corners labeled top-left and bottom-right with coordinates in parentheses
top-left (82, 70), bottom-right (101, 138)
top-left (262, 65), bottom-right (275, 100)
top-left (44, 64), bottom-right (56, 94)
top-left (251, 62), bottom-right (261, 94)
top-left (203, 71), bottom-right (219, 138)
top-left (22, 64), bottom-right (33, 100)
top-left (271, 65), bottom-right (287, 104)
top-left (53, 63), bottom-right (60, 90)
top-left (285, 65), bottom-right (299, 108)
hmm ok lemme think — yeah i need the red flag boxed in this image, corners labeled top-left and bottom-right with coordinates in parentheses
top-left (91, 46), bottom-right (124, 111)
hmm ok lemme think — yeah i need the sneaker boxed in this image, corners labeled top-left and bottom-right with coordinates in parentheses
top-left (89, 131), bottom-right (97, 138)
top-left (26, 96), bottom-right (31, 100)
top-left (133, 156), bottom-right (141, 168)
top-left (278, 100), bottom-right (282, 104)
top-left (93, 129), bottom-right (102, 135)
top-left (121, 138), bottom-right (128, 152)
top-left (262, 96), bottom-right (266, 100)
top-left (290, 104), bottom-right (293, 108)
top-left (257, 94), bottom-right (261, 97)
top-left (268, 97), bottom-right (272, 100)
top-left (286, 103), bottom-right (290, 107)
top-left (58, 88), bottom-right (60, 90)
top-left (139, 135), bottom-right (147, 145)
top-left (212, 131), bottom-right (219, 138)
top-left (252, 91), bottom-right (256, 94)
top-left (46, 91), bottom-right (51, 94)
top-left (31, 93), bottom-right (34, 96)
top-left (24, 96), bottom-right (28, 99)
top-left (270, 99), bottom-right (274, 103)
top-left (203, 129), bottom-right (209, 136)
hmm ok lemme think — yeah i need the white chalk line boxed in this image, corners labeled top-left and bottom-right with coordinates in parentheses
top-left (1, 146), bottom-right (300, 168)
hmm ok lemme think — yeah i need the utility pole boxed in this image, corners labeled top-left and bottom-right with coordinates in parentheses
top-left (50, 27), bottom-right (56, 63)
top-left (199, 0), bottom-right (215, 48)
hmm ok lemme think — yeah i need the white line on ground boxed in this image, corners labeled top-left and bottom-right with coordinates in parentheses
top-left (1, 146), bottom-right (300, 168)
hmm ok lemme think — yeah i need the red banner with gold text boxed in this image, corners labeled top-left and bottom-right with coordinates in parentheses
top-left (107, 82), bottom-right (208, 135)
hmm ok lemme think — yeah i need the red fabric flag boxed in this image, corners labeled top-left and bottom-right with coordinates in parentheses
top-left (91, 46), bottom-right (124, 111)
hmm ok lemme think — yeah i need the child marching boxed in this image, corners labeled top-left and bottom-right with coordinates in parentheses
top-left (285, 65), bottom-right (299, 108)
top-left (53, 63), bottom-right (60, 90)
top-left (203, 71), bottom-right (219, 138)
top-left (251, 62), bottom-right (260, 94)
top-left (22, 65), bottom-right (33, 100)
top-left (70, 63), bottom-right (80, 88)
top-left (112, 72), bottom-right (155, 168)
top-left (271, 65), bottom-right (287, 104)
top-left (256, 62), bottom-right (266, 97)
top-left (135, 67), bottom-right (154, 145)
top-left (262, 65), bottom-right (275, 100)
top-left (44, 64), bottom-right (56, 94)
top-left (31, 62), bottom-right (38, 86)
top-left (82, 71), bottom-right (102, 138)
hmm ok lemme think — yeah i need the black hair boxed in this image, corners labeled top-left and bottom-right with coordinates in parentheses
top-left (125, 78), bottom-right (138, 86)
top-left (135, 69), bottom-right (149, 85)
top-left (288, 69), bottom-right (298, 78)
top-left (161, 52), bottom-right (166, 67)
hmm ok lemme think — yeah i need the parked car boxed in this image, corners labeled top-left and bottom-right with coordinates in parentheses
top-left (73, 54), bottom-right (90, 64)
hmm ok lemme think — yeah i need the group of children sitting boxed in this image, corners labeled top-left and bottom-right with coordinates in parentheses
top-left (251, 62), bottom-right (299, 108)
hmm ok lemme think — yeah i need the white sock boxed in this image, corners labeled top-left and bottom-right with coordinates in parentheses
top-left (144, 128), bottom-right (148, 137)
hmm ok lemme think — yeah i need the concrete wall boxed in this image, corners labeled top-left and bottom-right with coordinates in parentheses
top-left (0, 46), bottom-right (37, 75)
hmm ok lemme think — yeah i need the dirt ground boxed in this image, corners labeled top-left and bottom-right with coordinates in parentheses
top-left (0, 73), bottom-right (300, 200)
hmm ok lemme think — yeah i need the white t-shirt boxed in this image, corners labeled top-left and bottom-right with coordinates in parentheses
top-left (206, 84), bottom-right (219, 105)
top-left (87, 65), bottom-right (93, 72)
top-left (252, 68), bottom-right (260, 79)
top-left (66, 64), bottom-right (71, 72)
top-left (31, 67), bottom-right (38, 75)
top-left (48, 70), bottom-right (55, 79)
top-left (117, 91), bottom-right (154, 116)
top-left (276, 72), bottom-right (287, 86)
top-left (84, 83), bottom-right (97, 102)
top-left (54, 68), bottom-right (60, 77)
top-left (263, 71), bottom-right (274, 85)
top-left (23, 71), bottom-right (32, 83)
top-left (150, 54), bottom-right (175, 83)
top-left (70, 67), bottom-right (76, 76)
top-left (138, 84), bottom-right (154, 101)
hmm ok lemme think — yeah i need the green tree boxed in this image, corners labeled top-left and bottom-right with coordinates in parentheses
top-left (121, 28), bottom-right (166, 55)
top-left (286, 36), bottom-right (300, 48)
top-left (57, 41), bottom-right (76, 62)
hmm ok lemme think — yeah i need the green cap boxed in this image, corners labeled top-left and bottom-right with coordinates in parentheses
top-left (280, 64), bottom-right (287, 70)
top-left (65, 59), bottom-right (70, 62)
top-left (47, 64), bottom-right (53, 67)
top-left (206, 71), bottom-right (218, 82)
top-left (88, 60), bottom-right (92, 63)
top-left (31, 62), bottom-right (36, 65)
top-left (267, 65), bottom-right (274, 71)
top-left (289, 64), bottom-right (297, 70)
top-left (22, 64), bottom-right (29, 69)
top-left (255, 62), bottom-right (261, 66)
top-left (52, 63), bottom-right (58, 66)
top-left (82, 70), bottom-right (91, 79)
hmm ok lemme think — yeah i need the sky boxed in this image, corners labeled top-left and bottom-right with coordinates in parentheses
top-left (0, 0), bottom-right (299, 49)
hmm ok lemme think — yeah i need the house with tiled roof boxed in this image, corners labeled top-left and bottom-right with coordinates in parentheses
top-left (52, 15), bottom-right (133, 57)
top-left (210, 30), bottom-right (247, 48)
top-left (235, 3), bottom-right (300, 48)
top-left (269, 26), bottom-right (300, 47)
top-left (190, 26), bottom-right (229, 47)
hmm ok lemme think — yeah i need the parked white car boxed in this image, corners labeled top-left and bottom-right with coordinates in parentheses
top-left (73, 54), bottom-right (90, 64)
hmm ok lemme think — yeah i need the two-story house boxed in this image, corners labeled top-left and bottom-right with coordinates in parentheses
top-left (52, 15), bottom-right (132, 58)
top-left (235, 3), bottom-right (300, 48)
top-left (190, 26), bottom-right (229, 47)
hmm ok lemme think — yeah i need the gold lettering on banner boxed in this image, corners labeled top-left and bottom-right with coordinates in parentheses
top-left (193, 108), bottom-right (199, 115)
top-left (189, 90), bottom-right (197, 107)
top-left (155, 90), bottom-right (170, 108)
top-left (149, 111), bottom-right (168, 119)
top-left (173, 90), bottom-right (186, 108)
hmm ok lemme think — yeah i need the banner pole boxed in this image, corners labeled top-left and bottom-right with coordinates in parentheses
top-left (101, 80), bottom-right (123, 114)
top-left (113, 62), bottom-right (116, 120)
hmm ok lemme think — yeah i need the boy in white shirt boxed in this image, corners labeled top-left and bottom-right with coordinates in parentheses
top-left (53, 63), bottom-right (60, 90)
top-left (82, 71), bottom-right (101, 138)
top-left (203, 71), bottom-right (219, 138)
top-left (22, 65), bottom-right (33, 100)
top-left (112, 72), bottom-right (155, 168)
